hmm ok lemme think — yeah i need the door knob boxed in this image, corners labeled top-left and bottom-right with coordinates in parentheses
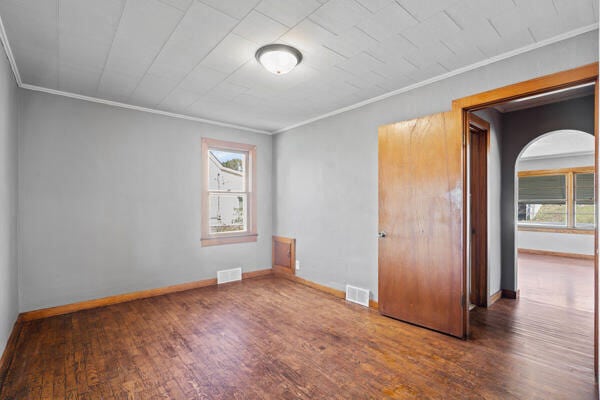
top-left (378, 231), bottom-right (387, 238)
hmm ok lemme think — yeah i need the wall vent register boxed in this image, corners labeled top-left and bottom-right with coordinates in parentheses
top-left (346, 285), bottom-right (370, 307)
top-left (217, 268), bottom-right (242, 284)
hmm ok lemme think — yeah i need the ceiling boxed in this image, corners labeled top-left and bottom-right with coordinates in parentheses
top-left (520, 130), bottom-right (594, 159)
top-left (492, 82), bottom-right (595, 113)
top-left (0, 0), bottom-right (597, 133)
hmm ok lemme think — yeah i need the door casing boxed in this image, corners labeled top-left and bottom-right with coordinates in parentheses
top-left (453, 62), bottom-right (599, 377)
top-left (468, 114), bottom-right (490, 308)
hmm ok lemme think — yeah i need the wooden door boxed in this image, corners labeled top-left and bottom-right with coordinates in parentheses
top-left (378, 111), bottom-right (465, 338)
top-left (468, 114), bottom-right (489, 307)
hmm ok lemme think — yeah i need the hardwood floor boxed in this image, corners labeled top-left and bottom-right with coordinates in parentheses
top-left (1, 275), bottom-right (597, 399)
top-left (518, 253), bottom-right (594, 312)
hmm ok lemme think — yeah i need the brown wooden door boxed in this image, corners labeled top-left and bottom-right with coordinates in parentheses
top-left (378, 111), bottom-right (465, 338)
top-left (469, 114), bottom-right (489, 307)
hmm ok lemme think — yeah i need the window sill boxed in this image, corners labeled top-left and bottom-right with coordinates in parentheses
top-left (201, 233), bottom-right (258, 247)
top-left (517, 226), bottom-right (594, 235)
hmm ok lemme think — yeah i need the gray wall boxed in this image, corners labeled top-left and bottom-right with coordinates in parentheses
top-left (18, 91), bottom-right (273, 312)
top-left (0, 51), bottom-right (19, 354)
top-left (501, 96), bottom-right (595, 290)
top-left (473, 108), bottom-right (503, 298)
top-left (273, 30), bottom-right (598, 301)
top-left (11, 29), bottom-right (600, 314)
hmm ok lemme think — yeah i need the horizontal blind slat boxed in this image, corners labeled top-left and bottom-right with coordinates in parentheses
top-left (575, 173), bottom-right (595, 204)
top-left (518, 175), bottom-right (566, 204)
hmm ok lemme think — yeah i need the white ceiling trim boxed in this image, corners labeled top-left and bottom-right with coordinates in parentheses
top-left (273, 23), bottom-right (600, 134)
top-left (19, 83), bottom-right (271, 134)
top-left (0, 14), bottom-right (21, 86)
top-left (0, 10), bottom-right (597, 136)
top-left (0, 13), bottom-right (270, 135)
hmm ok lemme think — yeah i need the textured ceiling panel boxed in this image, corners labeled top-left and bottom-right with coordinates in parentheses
top-left (0, 0), bottom-right (597, 132)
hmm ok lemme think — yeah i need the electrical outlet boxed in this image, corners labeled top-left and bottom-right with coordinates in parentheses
top-left (295, 260), bottom-right (300, 270)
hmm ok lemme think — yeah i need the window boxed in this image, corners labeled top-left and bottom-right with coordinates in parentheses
top-left (518, 167), bottom-right (595, 232)
top-left (518, 175), bottom-right (567, 226)
top-left (201, 138), bottom-right (256, 246)
top-left (575, 172), bottom-right (595, 229)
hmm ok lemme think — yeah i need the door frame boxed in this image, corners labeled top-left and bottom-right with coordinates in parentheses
top-left (452, 62), bottom-right (599, 377)
top-left (467, 113), bottom-right (490, 308)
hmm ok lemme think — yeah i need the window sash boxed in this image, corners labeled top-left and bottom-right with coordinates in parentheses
top-left (575, 173), bottom-right (594, 205)
top-left (208, 193), bottom-right (248, 234)
top-left (207, 149), bottom-right (250, 234)
top-left (201, 138), bottom-right (257, 245)
top-left (517, 203), bottom-right (568, 226)
top-left (517, 167), bottom-right (595, 231)
top-left (208, 147), bottom-right (248, 192)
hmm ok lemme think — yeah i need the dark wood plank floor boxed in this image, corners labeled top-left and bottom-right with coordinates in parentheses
top-left (1, 275), bottom-right (597, 399)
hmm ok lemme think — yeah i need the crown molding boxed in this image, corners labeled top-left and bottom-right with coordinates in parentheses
top-left (0, 14), bottom-right (21, 85)
top-left (0, 14), bottom-right (271, 135)
top-left (19, 84), bottom-right (272, 134)
top-left (273, 23), bottom-right (599, 134)
top-left (0, 7), bottom-right (597, 136)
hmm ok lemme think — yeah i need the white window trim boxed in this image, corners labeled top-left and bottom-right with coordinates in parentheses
top-left (201, 138), bottom-right (257, 246)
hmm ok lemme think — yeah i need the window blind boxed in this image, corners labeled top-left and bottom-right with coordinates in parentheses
top-left (518, 175), bottom-right (566, 204)
top-left (575, 173), bottom-right (595, 205)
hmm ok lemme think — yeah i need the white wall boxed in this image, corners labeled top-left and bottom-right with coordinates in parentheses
top-left (17, 91), bottom-right (273, 312)
top-left (0, 50), bottom-right (19, 354)
top-left (474, 109), bottom-right (502, 297)
top-left (517, 152), bottom-right (594, 256)
top-left (273, 31), bottom-right (598, 301)
top-left (518, 231), bottom-right (594, 255)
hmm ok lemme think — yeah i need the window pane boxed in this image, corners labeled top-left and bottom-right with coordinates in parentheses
top-left (208, 149), bottom-right (245, 192)
top-left (518, 203), bottom-right (567, 226)
top-left (209, 193), bottom-right (247, 234)
top-left (575, 173), bottom-right (594, 204)
top-left (575, 204), bottom-right (595, 229)
top-left (518, 175), bottom-right (566, 204)
top-left (575, 173), bottom-right (595, 229)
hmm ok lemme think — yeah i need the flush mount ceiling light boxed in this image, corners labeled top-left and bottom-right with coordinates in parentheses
top-left (255, 44), bottom-right (302, 75)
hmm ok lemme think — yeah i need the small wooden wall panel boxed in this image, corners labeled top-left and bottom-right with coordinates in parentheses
top-left (273, 236), bottom-right (296, 274)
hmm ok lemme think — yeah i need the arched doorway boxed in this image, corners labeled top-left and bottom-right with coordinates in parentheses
top-left (515, 130), bottom-right (595, 311)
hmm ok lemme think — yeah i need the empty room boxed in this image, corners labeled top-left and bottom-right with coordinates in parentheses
top-left (0, 0), bottom-right (599, 399)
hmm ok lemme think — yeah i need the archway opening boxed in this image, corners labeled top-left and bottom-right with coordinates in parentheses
top-left (515, 129), bottom-right (595, 311)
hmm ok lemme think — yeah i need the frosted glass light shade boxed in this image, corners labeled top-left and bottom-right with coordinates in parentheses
top-left (255, 44), bottom-right (302, 75)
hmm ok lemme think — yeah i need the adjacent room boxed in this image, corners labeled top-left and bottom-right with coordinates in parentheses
top-left (0, 1), bottom-right (598, 399)
top-left (467, 88), bottom-right (597, 385)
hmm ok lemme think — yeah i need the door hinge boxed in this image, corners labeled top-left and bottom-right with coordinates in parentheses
top-left (461, 294), bottom-right (466, 307)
